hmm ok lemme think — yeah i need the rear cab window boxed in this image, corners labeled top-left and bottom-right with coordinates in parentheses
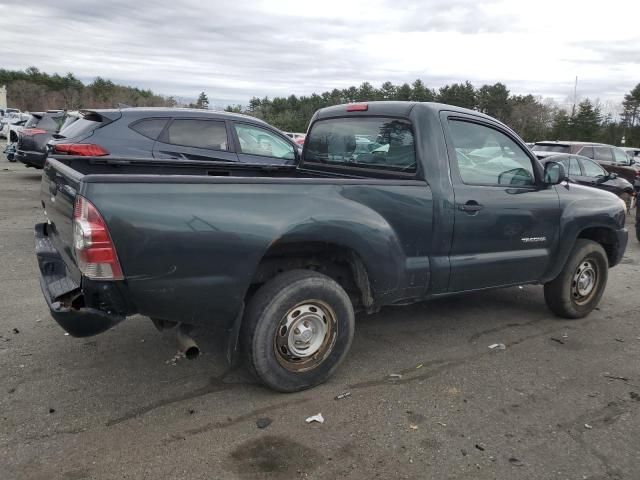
top-left (304, 117), bottom-right (416, 175)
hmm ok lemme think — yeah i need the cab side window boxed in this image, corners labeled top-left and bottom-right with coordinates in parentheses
top-left (576, 146), bottom-right (594, 159)
top-left (234, 124), bottom-right (295, 160)
top-left (448, 120), bottom-right (535, 186)
top-left (593, 147), bottom-right (613, 162)
top-left (560, 157), bottom-right (581, 176)
top-left (165, 119), bottom-right (228, 151)
top-left (581, 158), bottom-right (607, 177)
top-left (613, 148), bottom-right (629, 165)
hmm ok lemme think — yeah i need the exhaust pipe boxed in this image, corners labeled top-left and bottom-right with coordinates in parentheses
top-left (176, 325), bottom-right (200, 360)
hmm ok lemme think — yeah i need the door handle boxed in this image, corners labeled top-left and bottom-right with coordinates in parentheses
top-left (459, 201), bottom-right (483, 213)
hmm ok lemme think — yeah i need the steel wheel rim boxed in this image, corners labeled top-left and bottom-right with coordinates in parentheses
top-left (274, 300), bottom-right (337, 372)
top-left (572, 260), bottom-right (598, 305)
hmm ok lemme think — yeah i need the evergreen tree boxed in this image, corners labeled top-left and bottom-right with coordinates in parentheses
top-left (436, 81), bottom-right (477, 110)
top-left (195, 91), bottom-right (209, 109)
top-left (477, 83), bottom-right (510, 122)
top-left (410, 79), bottom-right (435, 102)
top-left (571, 99), bottom-right (601, 141)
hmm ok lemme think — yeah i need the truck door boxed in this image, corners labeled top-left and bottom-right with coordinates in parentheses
top-left (442, 114), bottom-right (561, 292)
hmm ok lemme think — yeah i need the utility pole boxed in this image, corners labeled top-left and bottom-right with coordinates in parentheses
top-left (571, 76), bottom-right (578, 116)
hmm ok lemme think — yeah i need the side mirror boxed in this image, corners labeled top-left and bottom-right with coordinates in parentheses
top-left (544, 161), bottom-right (568, 185)
top-left (609, 172), bottom-right (618, 179)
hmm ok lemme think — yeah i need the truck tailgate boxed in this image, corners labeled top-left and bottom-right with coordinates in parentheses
top-left (40, 159), bottom-right (83, 285)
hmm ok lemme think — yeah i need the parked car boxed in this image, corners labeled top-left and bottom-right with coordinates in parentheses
top-left (532, 141), bottom-right (639, 185)
top-left (622, 147), bottom-right (640, 158)
top-left (0, 111), bottom-right (29, 139)
top-left (623, 148), bottom-right (640, 195)
top-left (539, 154), bottom-right (634, 210)
top-left (15, 111), bottom-right (73, 168)
top-left (0, 107), bottom-right (21, 120)
top-left (48, 108), bottom-right (299, 165)
top-left (283, 131), bottom-right (306, 145)
top-left (35, 101), bottom-right (628, 392)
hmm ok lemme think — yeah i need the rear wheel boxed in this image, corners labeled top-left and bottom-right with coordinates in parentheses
top-left (242, 270), bottom-right (355, 392)
top-left (544, 239), bottom-right (608, 319)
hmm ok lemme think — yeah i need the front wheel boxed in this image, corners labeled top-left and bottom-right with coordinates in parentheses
top-left (544, 239), bottom-right (608, 319)
top-left (242, 270), bottom-right (355, 392)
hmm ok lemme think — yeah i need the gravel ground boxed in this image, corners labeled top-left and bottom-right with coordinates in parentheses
top-left (1, 142), bottom-right (639, 480)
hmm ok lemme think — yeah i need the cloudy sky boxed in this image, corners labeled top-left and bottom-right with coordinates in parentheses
top-left (1, 0), bottom-right (639, 108)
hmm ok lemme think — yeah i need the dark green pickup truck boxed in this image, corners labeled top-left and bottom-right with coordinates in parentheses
top-left (36, 102), bottom-right (628, 391)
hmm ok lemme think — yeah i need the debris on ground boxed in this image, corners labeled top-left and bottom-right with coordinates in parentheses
top-left (614, 338), bottom-right (624, 343)
top-left (587, 392), bottom-right (599, 398)
top-left (256, 417), bottom-right (272, 429)
top-left (409, 424), bottom-right (418, 430)
top-left (416, 363), bottom-right (423, 369)
top-left (188, 409), bottom-right (195, 415)
top-left (584, 424), bottom-right (593, 429)
top-left (49, 408), bottom-right (55, 414)
top-left (475, 444), bottom-right (485, 451)
top-left (603, 373), bottom-right (629, 382)
top-left (64, 333), bottom-right (69, 336)
top-left (461, 449), bottom-right (468, 456)
top-left (508, 457), bottom-right (524, 467)
top-left (550, 337), bottom-right (565, 345)
top-left (335, 392), bottom-right (351, 400)
top-left (305, 413), bottom-right (324, 424)
top-left (488, 343), bottom-right (506, 350)
top-left (12, 328), bottom-right (19, 334)
top-left (389, 373), bottom-right (403, 378)
top-left (437, 422), bottom-right (447, 427)
top-left (165, 352), bottom-right (186, 366)
top-left (518, 286), bottom-right (524, 290)
top-left (561, 333), bottom-right (568, 339)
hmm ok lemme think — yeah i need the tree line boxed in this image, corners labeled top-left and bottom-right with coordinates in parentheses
top-left (3, 67), bottom-right (639, 145)
top-left (1, 67), bottom-right (177, 111)
top-left (225, 80), bottom-right (640, 146)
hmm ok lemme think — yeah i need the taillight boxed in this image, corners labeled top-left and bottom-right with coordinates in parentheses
top-left (21, 128), bottom-right (47, 136)
top-left (54, 143), bottom-right (109, 156)
top-left (73, 196), bottom-right (123, 280)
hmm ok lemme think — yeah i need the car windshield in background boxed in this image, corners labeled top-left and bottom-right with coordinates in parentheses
top-left (305, 117), bottom-right (416, 173)
top-left (532, 144), bottom-right (570, 153)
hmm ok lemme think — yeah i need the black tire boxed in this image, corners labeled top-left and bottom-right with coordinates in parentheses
top-left (544, 239), bottom-right (608, 319)
top-left (242, 269), bottom-right (355, 392)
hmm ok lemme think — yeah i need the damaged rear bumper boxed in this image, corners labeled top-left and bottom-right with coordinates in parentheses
top-left (35, 222), bottom-right (126, 337)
